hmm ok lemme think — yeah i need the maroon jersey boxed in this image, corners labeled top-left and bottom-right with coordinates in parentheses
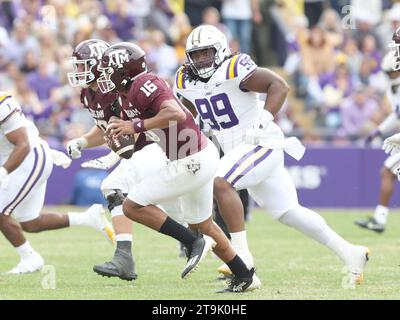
top-left (80, 88), bottom-right (120, 132)
top-left (120, 72), bottom-right (206, 160)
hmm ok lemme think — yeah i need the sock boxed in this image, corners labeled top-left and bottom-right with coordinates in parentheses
top-left (116, 234), bottom-right (132, 242)
top-left (279, 206), bottom-right (353, 264)
top-left (111, 205), bottom-right (124, 218)
top-left (159, 217), bottom-right (197, 247)
top-left (226, 255), bottom-right (252, 278)
top-left (115, 234), bottom-right (132, 254)
top-left (373, 205), bottom-right (388, 225)
top-left (230, 231), bottom-right (254, 268)
top-left (15, 241), bottom-right (35, 259)
top-left (68, 212), bottom-right (88, 226)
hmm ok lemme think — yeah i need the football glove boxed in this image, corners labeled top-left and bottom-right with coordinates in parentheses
top-left (67, 137), bottom-right (88, 159)
top-left (81, 151), bottom-right (121, 170)
top-left (245, 110), bottom-right (274, 145)
top-left (50, 149), bottom-right (72, 169)
top-left (383, 133), bottom-right (400, 155)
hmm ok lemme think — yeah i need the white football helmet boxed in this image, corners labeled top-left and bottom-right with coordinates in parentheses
top-left (185, 25), bottom-right (230, 78)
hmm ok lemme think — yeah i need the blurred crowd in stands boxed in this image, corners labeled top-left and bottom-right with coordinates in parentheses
top-left (0, 0), bottom-right (399, 148)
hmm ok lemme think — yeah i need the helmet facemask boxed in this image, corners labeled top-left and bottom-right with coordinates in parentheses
top-left (186, 45), bottom-right (222, 79)
top-left (389, 40), bottom-right (400, 71)
top-left (97, 64), bottom-right (116, 93)
top-left (67, 57), bottom-right (97, 88)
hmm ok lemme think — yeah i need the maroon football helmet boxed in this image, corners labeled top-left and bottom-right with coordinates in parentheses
top-left (389, 27), bottom-right (400, 71)
top-left (97, 42), bottom-right (147, 93)
top-left (67, 39), bottom-right (110, 88)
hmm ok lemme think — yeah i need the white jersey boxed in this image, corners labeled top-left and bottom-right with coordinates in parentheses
top-left (0, 92), bottom-right (40, 165)
top-left (174, 54), bottom-right (283, 153)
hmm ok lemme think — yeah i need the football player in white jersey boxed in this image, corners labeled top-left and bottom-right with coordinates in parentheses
top-left (174, 25), bottom-right (370, 285)
top-left (0, 92), bottom-right (114, 274)
top-left (355, 52), bottom-right (400, 232)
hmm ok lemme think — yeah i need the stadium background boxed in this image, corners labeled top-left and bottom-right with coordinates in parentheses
top-left (1, 0), bottom-right (400, 208)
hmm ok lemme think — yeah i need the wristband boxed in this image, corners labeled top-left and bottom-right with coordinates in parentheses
top-left (133, 119), bottom-right (145, 133)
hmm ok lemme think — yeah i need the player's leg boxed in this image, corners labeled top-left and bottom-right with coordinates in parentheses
top-left (213, 144), bottom-right (277, 272)
top-left (354, 153), bottom-right (400, 232)
top-left (0, 144), bottom-right (50, 274)
top-left (93, 156), bottom-right (138, 281)
top-left (93, 188), bottom-right (136, 281)
top-left (181, 178), bottom-right (260, 292)
top-left (122, 141), bottom-right (220, 279)
top-left (15, 143), bottom-right (114, 241)
top-left (0, 212), bottom-right (44, 274)
top-left (158, 200), bottom-right (189, 258)
top-left (248, 155), bottom-right (370, 284)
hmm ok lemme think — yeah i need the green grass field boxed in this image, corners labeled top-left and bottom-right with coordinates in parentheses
top-left (0, 207), bottom-right (399, 300)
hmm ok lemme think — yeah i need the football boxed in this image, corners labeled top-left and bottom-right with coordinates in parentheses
top-left (106, 117), bottom-right (135, 159)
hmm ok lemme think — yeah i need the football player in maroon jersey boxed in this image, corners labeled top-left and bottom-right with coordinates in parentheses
top-left (99, 42), bottom-right (260, 292)
top-left (67, 39), bottom-right (138, 281)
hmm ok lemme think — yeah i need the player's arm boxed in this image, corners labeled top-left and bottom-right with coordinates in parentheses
top-left (241, 67), bottom-right (290, 116)
top-left (67, 125), bottom-right (106, 159)
top-left (108, 99), bottom-right (187, 137)
top-left (2, 127), bottom-right (30, 174)
top-left (141, 99), bottom-right (187, 130)
top-left (179, 96), bottom-right (197, 117)
top-left (82, 125), bottom-right (106, 148)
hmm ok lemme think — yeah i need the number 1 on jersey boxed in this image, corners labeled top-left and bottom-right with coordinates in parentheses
top-left (140, 80), bottom-right (158, 97)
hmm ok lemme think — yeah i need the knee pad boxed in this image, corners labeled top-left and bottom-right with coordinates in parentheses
top-left (106, 190), bottom-right (127, 214)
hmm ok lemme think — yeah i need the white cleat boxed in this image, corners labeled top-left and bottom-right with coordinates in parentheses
top-left (248, 272), bottom-right (262, 291)
top-left (85, 204), bottom-right (115, 244)
top-left (344, 245), bottom-right (370, 285)
top-left (8, 252), bottom-right (44, 274)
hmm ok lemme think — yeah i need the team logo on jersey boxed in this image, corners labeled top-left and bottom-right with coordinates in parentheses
top-left (88, 43), bottom-right (108, 59)
top-left (187, 159), bottom-right (201, 174)
top-left (107, 49), bottom-right (129, 68)
top-left (124, 108), bottom-right (141, 118)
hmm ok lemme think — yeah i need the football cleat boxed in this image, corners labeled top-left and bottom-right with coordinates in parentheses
top-left (85, 204), bottom-right (116, 243)
top-left (7, 252), bottom-right (44, 274)
top-left (93, 249), bottom-right (137, 281)
top-left (216, 268), bottom-right (261, 293)
top-left (344, 245), bottom-right (371, 285)
top-left (178, 241), bottom-right (188, 259)
top-left (354, 217), bottom-right (385, 233)
top-left (181, 234), bottom-right (215, 279)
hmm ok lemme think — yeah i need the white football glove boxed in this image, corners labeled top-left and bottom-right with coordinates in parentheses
top-left (383, 133), bottom-right (400, 156)
top-left (50, 149), bottom-right (72, 169)
top-left (66, 137), bottom-right (88, 159)
top-left (245, 110), bottom-right (274, 145)
top-left (0, 166), bottom-right (8, 185)
top-left (81, 151), bottom-right (121, 170)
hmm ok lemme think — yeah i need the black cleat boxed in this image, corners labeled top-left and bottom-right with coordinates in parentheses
top-left (354, 217), bottom-right (385, 233)
top-left (216, 268), bottom-right (261, 293)
top-left (181, 234), bottom-right (215, 279)
top-left (93, 250), bottom-right (137, 281)
top-left (178, 241), bottom-right (188, 259)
